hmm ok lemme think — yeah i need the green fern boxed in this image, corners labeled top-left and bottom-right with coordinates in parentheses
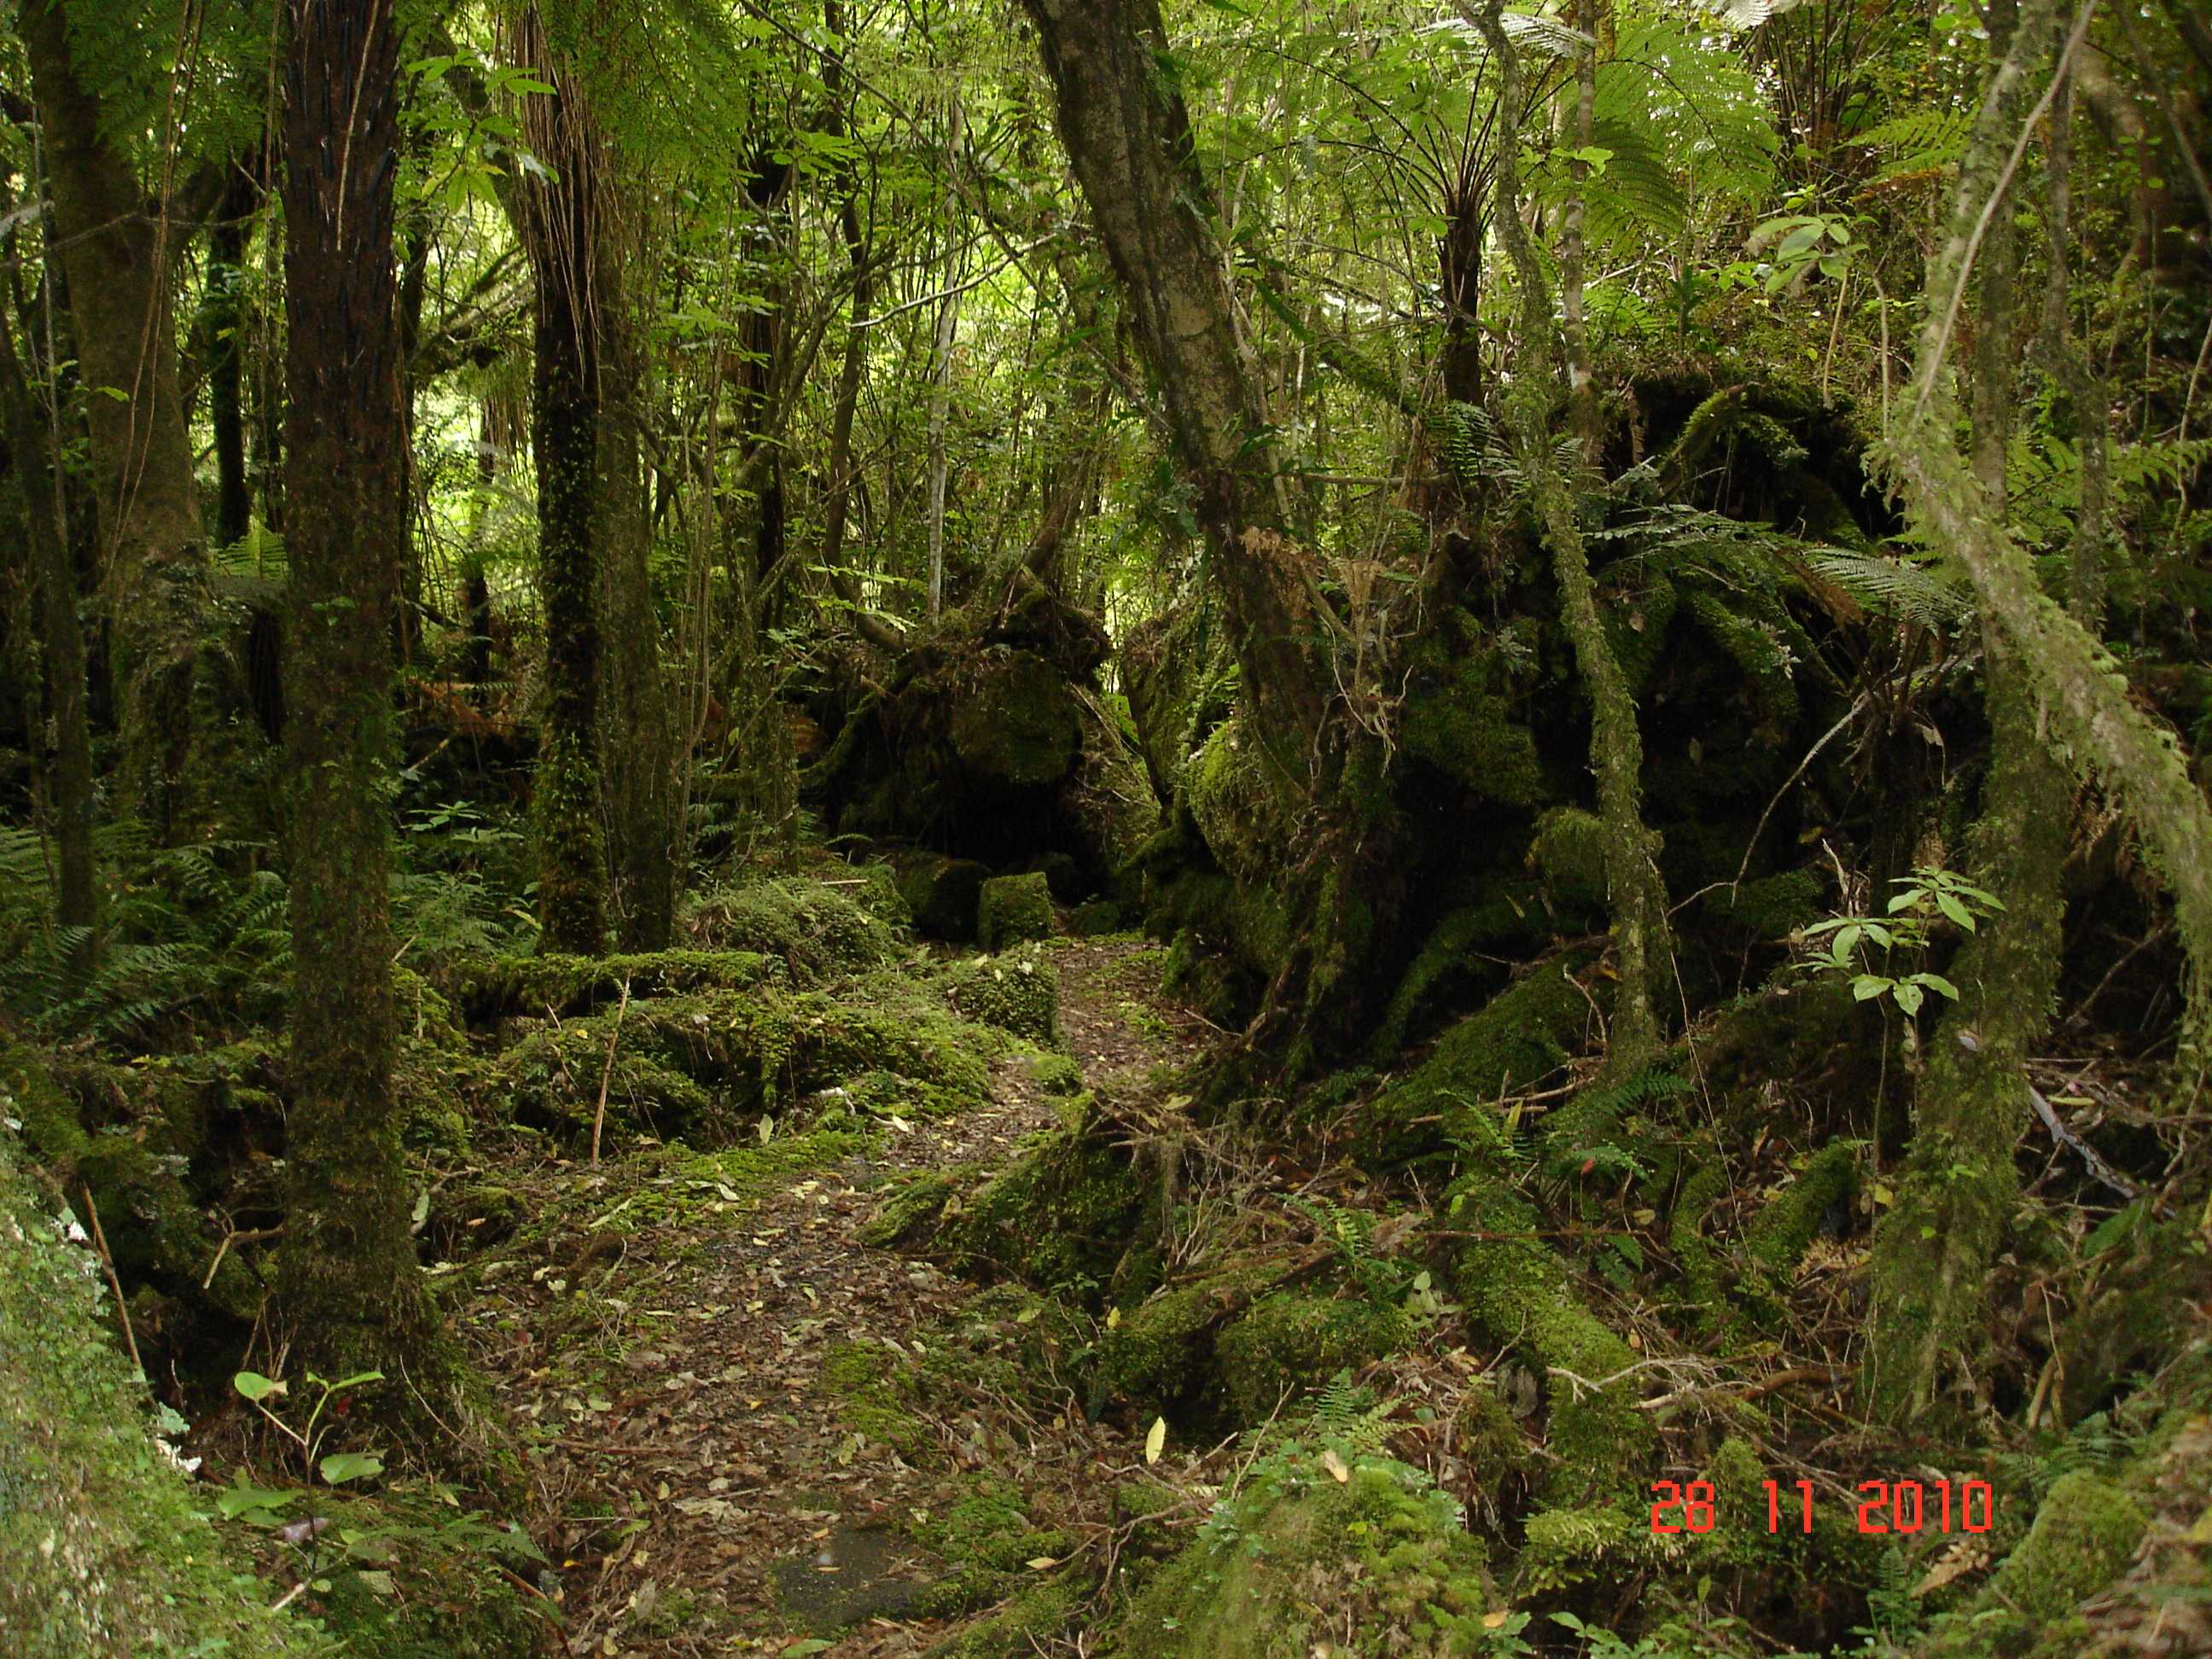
top-left (1802, 548), bottom-right (1970, 626)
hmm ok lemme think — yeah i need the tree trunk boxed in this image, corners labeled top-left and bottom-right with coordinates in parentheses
top-left (1867, 1), bottom-right (2074, 1419)
top-left (201, 170), bottom-right (257, 551)
top-left (516, 19), bottom-right (612, 956)
top-left (1022, 0), bottom-right (1403, 1068)
top-left (20, 0), bottom-right (214, 838)
top-left (1882, 0), bottom-right (2212, 1068)
top-left (274, 0), bottom-right (446, 1384)
top-left (0, 301), bottom-right (96, 979)
top-left (1477, 0), bottom-right (1670, 1074)
top-left (595, 233), bottom-right (677, 951)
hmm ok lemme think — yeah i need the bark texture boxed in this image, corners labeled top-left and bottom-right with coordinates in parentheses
top-left (275, 0), bottom-right (442, 1380)
top-left (20, 0), bottom-right (214, 836)
top-left (1022, 0), bottom-right (1404, 1067)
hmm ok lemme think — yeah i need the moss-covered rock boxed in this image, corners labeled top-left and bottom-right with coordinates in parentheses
top-left (1214, 1292), bottom-right (1412, 1425)
top-left (1355, 963), bottom-right (1590, 1167)
top-left (439, 946), bottom-right (784, 1024)
top-left (1120, 1452), bottom-right (1495, 1657)
top-left (1528, 806), bottom-right (1610, 908)
top-left (0, 1132), bottom-right (308, 1656)
top-left (1446, 1173), bottom-right (1655, 1505)
top-left (939, 946), bottom-right (1059, 1042)
top-left (1185, 719), bottom-right (1295, 893)
top-left (1743, 1139), bottom-right (1859, 1282)
top-left (1918, 1470), bottom-right (2147, 1656)
top-left (977, 872), bottom-right (1055, 951)
top-left (1068, 896), bottom-right (1126, 936)
top-left (859, 1168), bottom-right (964, 1249)
top-left (950, 648), bottom-right (1084, 787)
top-left (897, 853), bottom-right (994, 942)
top-left (939, 1106), bottom-right (1149, 1293)
top-left (911, 1476), bottom-right (1073, 1618)
top-left (684, 875), bottom-right (907, 976)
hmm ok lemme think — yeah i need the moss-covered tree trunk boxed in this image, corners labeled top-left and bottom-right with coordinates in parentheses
top-left (517, 21), bottom-right (612, 955)
top-left (199, 170), bottom-right (258, 552)
top-left (0, 299), bottom-right (96, 978)
top-left (1476, 0), bottom-right (1670, 1074)
top-left (1022, 0), bottom-right (1406, 1068)
top-left (1867, 22), bottom-right (2075, 1415)
top-left (274, 0), bottom-right (445, 1381)
top-left (594, 234), bottom-right (677, 951)
top-left (20, 0), bottom-right (215, 839)
top-left (1879, 0), bottom-right (2212, 1076)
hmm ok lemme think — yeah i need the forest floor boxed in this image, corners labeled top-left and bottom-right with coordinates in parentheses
top-left (462, 935), bottom-right (1215, 1657)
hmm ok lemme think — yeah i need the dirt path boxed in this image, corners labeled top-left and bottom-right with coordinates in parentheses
top-left (464, 937), bottom-right (1211, 1657)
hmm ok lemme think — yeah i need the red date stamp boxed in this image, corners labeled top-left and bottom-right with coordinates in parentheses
top-left (1650, 1477), bottom-right (1995, 1534)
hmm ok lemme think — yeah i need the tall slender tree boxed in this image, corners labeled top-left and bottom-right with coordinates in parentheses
top-left (20, 0), bottom-right (215, 837)
top-left (275, 0), bottom-right (444, 1379)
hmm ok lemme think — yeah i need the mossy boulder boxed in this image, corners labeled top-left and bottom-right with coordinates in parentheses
top-left (1120, 1453), bottom-right (1495, 1658)
top-left (939, 1107), bottom-right (1150, 1293)
top-left (0, 1132), bottom-right (307, 1656)
top-left (439, 946), bottom-right (785, 1023)
top-left (684, 875), bottom-right (907, 976)
top-left (1185, 718), bottom-right (1295, 892)
top-left (1068, 897), bottom-right (1125, 936)
top-left (949, 648), bottom-right (1084, 786)
top-left (897, 853), bottom-right (993, 941)
top-left (977, 872), bottom-right (1055, 951)
top-left (939, 947), bottom-right (1060, 1043)
top-left (1355, 963), bottom-right (1590, 1167)
top-left (1214, 1292), bottom-right (1412, 1424)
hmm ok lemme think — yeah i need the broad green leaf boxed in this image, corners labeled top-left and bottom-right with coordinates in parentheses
top-left (234, 1371), bottom-right (286, 1403)
top-left (319, 1451), bottom-right (386, 1486)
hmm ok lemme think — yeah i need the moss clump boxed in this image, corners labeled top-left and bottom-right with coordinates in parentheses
top-left (1185, 719), bottom-right (1295, 891)
top-left (1214, 1293), bottom-right (1411, 1425)
top-left (1529, 806), bottom-right (1610, 908)
top-left (440, 946), bottom-right (783, 1023)
top-left (940, 1107), bottom-right (1148, 1293)
top-left (1025, 1052), bottom-right (1086, 1096)
top-left (939, 947), bottom-right (1060, 1042)
top-left (1666, 1150), bottom-right (1729, 1333)
top-left (933, 1580), bottom-right (1081, 1659)
top-left (1068, 897), bottom-right (1126, 935)
top-left (1121, 1453), bottom-right (1494, 1657)
top-left (684, 875), bottom-right (906, 977)
top-left (1919, 1470), bottom-right (2147, 1656)
top-left (1707, 868), bottom-right (1825, 941)
top-left (977, 872), bottom-right (1055, 951)
top-left (859, 1168), bottom-right (964, 1248)
top-left (949, 648), bottom-right (1083, 786)
top-left (1743, 1139), bottom-right (1859, 1282)
top-left (1357, 963), bottom-right (1589, 1167)
top-left (912, 1477), bottom-right (1073, 1619)
top-left (1398, 618), bottom-right (1549, 808)
top-left (490, 982), bottom-right (998, 1147)
top-left (0, 1132), bottom-right (307, 1656)
top-left (819, 1339), bottom-right (933, 1459)
top-left (1095, 1278), bottom-right (1240, 1410)
top-left (1446, 1174), bottom-right (1655, 1504)
top-left (896, 853), bottom-right (993, 942)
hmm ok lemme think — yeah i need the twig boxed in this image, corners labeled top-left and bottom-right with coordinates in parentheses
top-left (2026, 1080), bottom-right (2143, 1206)
top-left (80, 1185), bottom-right (144, 1380)
top-left (590, 976), bottom-right (632, 1167)
top-left (202, 1224), bottom-right (284, 1290)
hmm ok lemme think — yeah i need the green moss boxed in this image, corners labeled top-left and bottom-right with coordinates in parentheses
top-left (291, 1486), bottom-right (547, 1657)
top-left (1121, 1454), bottom-right (1493, 1658)
top-left (0, 1039), bottom-right (88, 1173)
top-left (440, 946), bottom-right (783, 1023)
top-left (911, 1477), bottom-right (1072, 1619)
top-left (1529, 806), bottom-right (1610, 908)
top-left (977, 872), bottom-right (1056, 950)
top-left (1446, 1174), bottom-right (1655, 1505)
top-left (940, 1108), bottom-right (1148, 1293)
top-left (685, 875), bottom-right (906, 977)
top-left (1706, 868), bottom-right (1825, 941)
top-left (1096, 1278), bottom-right (1235, 1408)
top-left (1356, 963), bottom-right (1590, 1167)
top-left (1068, 896), bottom-right (1126, 936)
top-left (948, 647), bottom-right (1083, 786)
top-left (1399, 620), bottom-right (1549, 807)
top-left (1185, 719), bottom-right (1295, 891)
top-left (939, 946), bottom-right (1060, 1042)
top-left (930, 1580), bottom-right (1080, 1659)
top-left (1666, 1150), bottom-right (1729, 1333)
top-left (0, 1132), bottom-right (309, 1656)
top-left (859, 1168), bottom-right (963, 1248)
top-left (1214, 1293), bottom-right (1411, 1425)
top-left (1743, 1139), bottom-right (1859, 1278)
top-left (1025, 1052), bottom-right (1086, 1096)
top-left (1920, 1471), bottom-right (2147, 1656)
top-left (895, 853), bottom-right (993, 942)
top-left (818, 1339), bottom-right (933, 1459)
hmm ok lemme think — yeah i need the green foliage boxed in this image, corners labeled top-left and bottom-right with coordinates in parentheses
top-left (1798, 865), bottom-right (2002, 1016)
